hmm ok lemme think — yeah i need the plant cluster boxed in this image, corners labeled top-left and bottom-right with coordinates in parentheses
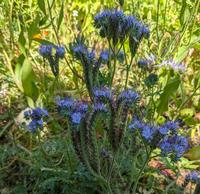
top-left (22, 6), bottom-right (200, 194)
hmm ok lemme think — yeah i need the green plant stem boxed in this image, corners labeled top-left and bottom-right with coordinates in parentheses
top-left (130, 151), bottom-right (151, 194)
top-left (46, 0), bottom-right (83, 81)
top-left (110, 47), bottom-right (117, 87)
top-left (175, 85), bottom-right (200, 120)
top-left (125, 56), bottom-right (134, 89)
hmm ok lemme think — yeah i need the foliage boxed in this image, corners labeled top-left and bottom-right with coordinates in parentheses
top-left (0, 0), bottom-right (200, 193)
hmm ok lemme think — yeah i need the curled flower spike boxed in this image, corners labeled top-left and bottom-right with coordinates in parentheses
top-left (93, 103), bottom-right (108, 112)
top-left (99, 50), bottom-right (109, 64)
top-left (56, 97), bottom-right (74, 110)
top-left (93, 87), bottom-right (112, 102)
top-left (56, 46), bottom-right (65, 58)
top-left (39, 45), bottom-right (53, 58)
top-left (118, 89), bottom-right (140, 104)
top-left (74, 101), bottom-right (89, 113)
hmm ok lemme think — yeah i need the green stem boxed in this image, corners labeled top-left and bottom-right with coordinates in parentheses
top-left (125, 56), bottom-right (134, 89)
top-left (131, 151), bottom-right (151, 194)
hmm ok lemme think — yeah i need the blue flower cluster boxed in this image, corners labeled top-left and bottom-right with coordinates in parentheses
top-left (39, 44), bottom-right (65, 59)
top-left (185, 171), bottom-right (199, 183)
top-left (24, 107), bottom-right (48, 132)
top-left (39, 44), bottom-right (65, 76)
top-left (56, 97), bottom-right (88, 125)
top-left (117, 89), bottom-right (140, 104)
top-left (94, 9), bottom-right (149, 47)
top-left (93, 103), bottom-right (108, 112)
top-left (129, 119), bottom-right (188, 161)
top-left (93, 87), bottom-right (113, 102)
top-left (159, 135), bottom-right (189, 161)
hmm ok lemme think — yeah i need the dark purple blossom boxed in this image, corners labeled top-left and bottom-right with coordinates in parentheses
top-left (39, 45), bottom-right (53, 58)
top-left (118, 89), bottom-right (140, 104)
top-left (56, 46), bottom-right (65, 58)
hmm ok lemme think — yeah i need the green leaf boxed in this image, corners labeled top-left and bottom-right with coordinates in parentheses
top-left (18, 30), bottom-right (26, 56)
top-left (185, 146), bottom-right (200, 161)
top-left (179, 0), bottom-right (187, 26)
top-left (157, 75), bottom-right (181, 115)
top-left (57, 1), bottom-right (64, 32)
top-left (21, 59), bottom-right (38, 100)
top-left (180, 108), bottom-right (195, 118)
top-left (38, 0), bottom-right (46, 15)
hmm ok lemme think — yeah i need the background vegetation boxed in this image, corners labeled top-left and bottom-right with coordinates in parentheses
top-left (0, 0), bottom-right (200, 193)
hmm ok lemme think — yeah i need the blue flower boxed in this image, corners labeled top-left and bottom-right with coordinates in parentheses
top-left (162, 121), bottom-right (178, 132)
top-left (159, 135), bottom-right (189, 161)
top-left (137, 59), bottom-right (149, 70)
top-left (31, 107), bottom-right (48, 120)
top-left (185, 171), bottom-right (199, 183)
top-left (56, 46), bottom-right (65, 58)
top-left (75, 101), bottom-right (88, 113)
top-left (39, 45), bottom-right (53, 58)
top-left (94, 103), bottom-right (108, 112)
top-left (24, 107), bottom-right (48, 133)
top-left (129, 119), bottom-right (144, 131)
top-left (100, 50), bottom-right (109, 64)
top-left (93, 87), bottom-right (112, 101)
top-left (118, 89), bottom-right (140, 104)
top-left (56, 97), bottom-right (74, 109)
top-left (71, 112), bottom-right (82, 124)
top-left (158, 126), bottom-right (169, 135)
top-left (142, 125), bottom-right (156, 141)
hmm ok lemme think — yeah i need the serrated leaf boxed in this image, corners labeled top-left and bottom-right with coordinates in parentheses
top-left (157, 76), bottom-right (181, 115)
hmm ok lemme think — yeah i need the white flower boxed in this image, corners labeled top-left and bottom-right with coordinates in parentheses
top-left (72, 10), bottom-right (78, 17)
top-left (158, 59), bottom-right (186, 72)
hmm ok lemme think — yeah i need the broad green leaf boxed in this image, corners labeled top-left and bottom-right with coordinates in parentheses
top-left (157, 75), bottom-right (181, 115)
top-left (184, 146), bottom-right (200, 161)
top-left (21, 59), bottom-right (38, 100)
top-left (18, 30), bottom-right (26, 56)
top-left (38, 0), bottom-right (46, 15)
top-left (57, 1), bottom-right (64, 32)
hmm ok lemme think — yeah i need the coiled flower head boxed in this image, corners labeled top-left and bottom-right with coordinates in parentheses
top-left (24, 107), bottom-right (48, 132)
top-left (56, 46), bottom-right (65, 58)
top-left (39, 45), bottom-right (53, 58)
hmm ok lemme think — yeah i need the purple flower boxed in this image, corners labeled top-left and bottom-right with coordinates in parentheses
top-left (142, 125), bottom-right (156, 141)
top-left (94, 103), bottom-right (108, 112)
top-left (71, 112), bottom-right (82, 124)
top-left (100, 50), bottom-right (109, 64)
top-left (158, 59), bottom-right (186, 72)
top-left (74, 101), bottom-right (88, 113)
top-left (129, 119), bottom-right (144, 131)
top-left (118, 89), bottom-right (140, 104)
top-left (185, 171), bottom-right (199, 183)
top-left (24, 107), bottom-right (48, 133)
top-left (93, 87), bottom-right (112, 101)
top-left (56, 46), bottom-right (65, 58)
top-left (137, 59), bottom-right (149, 70)
top-left (56, 97), bottom-right (74, 109)
top-left (39, 45), bottom-right (53, 58)
top-left (159, 135), bottom-right (189, 161)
